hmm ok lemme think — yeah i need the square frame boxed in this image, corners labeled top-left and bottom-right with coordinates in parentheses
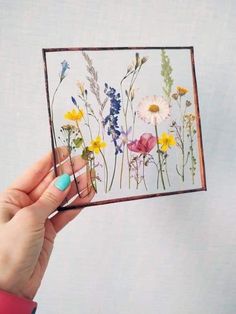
top-left (42, 46), bottom-right (206, 210)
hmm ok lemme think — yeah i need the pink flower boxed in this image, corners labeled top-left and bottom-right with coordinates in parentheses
top-left (127, 133), bottom-right (157, 154)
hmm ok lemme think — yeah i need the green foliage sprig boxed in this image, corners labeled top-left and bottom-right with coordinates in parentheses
top-left (161, 50), bottom-right (174, 99)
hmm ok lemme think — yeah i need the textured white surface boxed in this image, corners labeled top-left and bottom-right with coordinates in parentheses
top-left (1, 1), bottom-right (236, 313)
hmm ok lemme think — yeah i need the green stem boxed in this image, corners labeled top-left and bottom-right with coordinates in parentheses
top-left (181, 118), bottom-right (185, 182)
top-left (91, 159), bottom-right (97, 192)
top-left (75, 121), bottom-right (86, 149)
top-left (119, 81), bottom-right (125, 189)
top-left (126, 145), bottom-right (131, 189)
top-left (155, 125), bottom-right (166, 190)
top-left (136, 158), bottom-right (139, 189)
top-left (157, 166), bottom-right (160, 189)
top-left (84, 101), bottom-right (93, 140)
top-left (80, 95), bottom-right (100, 137)
top-left (108, 154), bottom-right (117, 191)
top-left (67, 132), bottom-right (80, 196)
top-left (50, 81), bottom-right (61, 123)
top-left (164, 155), bottom-right (171, 187)
top-left (132, 111), bottom-right (136, 141)
top-left (180, 98), bottom-right (187, 182)
top-left (100, 149), bottom-right (109, 193)
top-left (120, 66), bottom-right (142, 189)
top-left (142, 155), bottom-right (148, 191)
top-left (189, 124), bottom-right (195, 184)
top-left (120, 149), bottom-right (125, 189)
top-left (50, 80), bottom-right (63, 174)
top-left (173, 123), bottom-right (183, 148)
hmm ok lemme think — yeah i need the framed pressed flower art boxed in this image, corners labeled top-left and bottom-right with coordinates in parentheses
top-left (42, 46), bottom-right (206, 210)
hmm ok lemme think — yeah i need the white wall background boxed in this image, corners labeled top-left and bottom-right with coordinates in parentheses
top-left (1, 1), bottom-right (236, 313)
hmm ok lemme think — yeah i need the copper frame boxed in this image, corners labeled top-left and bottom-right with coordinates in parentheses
top-left (42, 46), bottom-right (207, 210)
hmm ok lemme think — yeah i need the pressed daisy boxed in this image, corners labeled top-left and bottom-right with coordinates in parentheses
top-left (177, 86), bottom-right (188, 96)
top-left (134, 96), bottom-right (172, 190)
top-left (88, 136), bottom-right (107, 154)
top-left (64, 108), bottom-right (84, 121)
top-left (158, 132), bottom-right (176, 152)
top-left (137, 95), bottom-right (170, 125)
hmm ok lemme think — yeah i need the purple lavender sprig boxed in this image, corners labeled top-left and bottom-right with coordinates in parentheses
top-left (103, 83), bottom-right (122, 155)
top-left (103, 83), bottom-right (122, 191)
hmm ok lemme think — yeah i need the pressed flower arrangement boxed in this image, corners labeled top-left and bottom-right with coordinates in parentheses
top-left (43, 46), bottom-right (206, 209)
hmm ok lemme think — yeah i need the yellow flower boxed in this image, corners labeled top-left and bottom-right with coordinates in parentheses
top-left (64, 108), bottom-right (84, 121)
top-left (158, 132), bottom-right (176, 152)
top-left (88, 136), bottom-right (107, 154)
top-left (177, 86), bottom-right (188, 96)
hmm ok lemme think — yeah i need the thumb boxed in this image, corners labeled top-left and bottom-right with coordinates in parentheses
top-left (26, 173), bottom-right (71, 221)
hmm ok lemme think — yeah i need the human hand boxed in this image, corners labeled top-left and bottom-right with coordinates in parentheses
top-left (0, 147), bottom-right (95, 300)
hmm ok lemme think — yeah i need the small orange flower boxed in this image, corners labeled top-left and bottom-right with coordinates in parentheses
top-left (177, 86), bottom-right (188, 96)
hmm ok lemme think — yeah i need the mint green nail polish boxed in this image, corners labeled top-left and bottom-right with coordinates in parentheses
top-left (54, 174), bottom-right (71, 191)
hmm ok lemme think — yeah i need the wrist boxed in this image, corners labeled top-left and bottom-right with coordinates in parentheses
top-left (0, 289), bottom-right (37, 314)
top-left (0, 274), bottom-right (30, 300)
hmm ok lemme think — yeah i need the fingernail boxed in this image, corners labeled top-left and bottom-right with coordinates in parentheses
top-left (54, 174), bottom-right (71, 191)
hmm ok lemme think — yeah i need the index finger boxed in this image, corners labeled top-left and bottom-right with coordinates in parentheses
top-left (8, 147), bottom-right (69, 194)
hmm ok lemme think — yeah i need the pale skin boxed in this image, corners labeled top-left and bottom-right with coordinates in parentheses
top-left (0, 147), bottom-right (95, 300)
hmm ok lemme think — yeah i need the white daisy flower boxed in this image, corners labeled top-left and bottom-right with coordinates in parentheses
top-left (137, 95), bottom-right (170, 125)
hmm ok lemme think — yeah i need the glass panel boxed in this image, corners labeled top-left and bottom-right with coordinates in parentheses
top-left (43, 47), bottom-right (206, 209)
